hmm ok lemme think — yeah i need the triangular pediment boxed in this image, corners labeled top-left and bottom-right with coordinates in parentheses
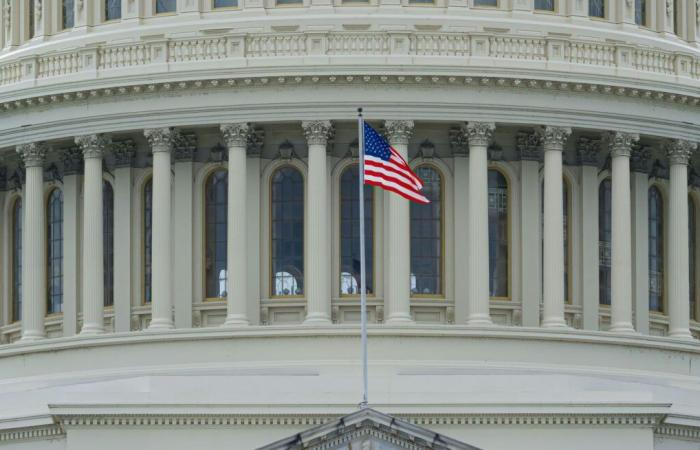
top-left (258, 408), bottom-right (481, 450)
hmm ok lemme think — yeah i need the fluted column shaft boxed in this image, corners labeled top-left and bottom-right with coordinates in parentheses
top-left (667, 140), bottom-right (696, 339)
top-left (76, 135), bottom-right (110, 334)
top-left (17, 143), bottom-right (47, 341)
top-left (301, 121), bottom-right (333, 324)
top-left (542, 126), bottom-right (571, 329)
top-left (144, 128), bottom-right (176, 330)
top-left (221, 123), bottom-right (251, 326)
top-left (466, 122), bottom-right (495, 326)
top-left (609, 132), bottom-right (638, 333)
top-left (384, 120), bottom-right (414, 324)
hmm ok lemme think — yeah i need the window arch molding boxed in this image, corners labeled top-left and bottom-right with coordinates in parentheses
top-left (487, 161), bottom-right (519, 302)
top-left (192, 162), bottom-right (229, 304)
top-left (261, 158), bottom-right (307, 300)
top-left (689, 189), bottom-right (700, 323)
top-left (648, 180), bottom-right (669, 316)
top-left (2, 193), bottom-right (22, 327)
top-left (409, 157), bottom-right (453, 300)
top-left (132, 169), bottom-right (153, 307)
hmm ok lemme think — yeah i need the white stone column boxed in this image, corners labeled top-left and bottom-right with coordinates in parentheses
top-left (112, 141), bottom-right (136, 332)
top-left (144, 128), bottom-right (176, 331)
top-left (631, 146), bottom-right (651, 334)
top-left (577, 138), bottom-right (601, 331)
top-left (16, 143), bottom-right (47, 341)
top-left (608, 132), bottom-right (638, 334)
top-left (541, 126), bottom-right (571, 329)
top-left (517, 132), bottom-right (542, 328)
top-left (75, 134), bottom-right (110, 335)
top-left (61, 147), bottom-right (82, 336)
top-left (221, 123), bottom-right (253, 326)
top-left (301, 120), bottom-right (334, 325)
top-left (466, 122), bottom-right (495, 326)
top-left (450, 128), bottom-right (469, 324)
top-left (666, 140), bottom-right (696, 339)
top-left (384, 120), bottom-right (415, 325)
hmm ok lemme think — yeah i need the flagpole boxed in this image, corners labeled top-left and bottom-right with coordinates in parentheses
top-left (357, 108), bottom-right (369, 409)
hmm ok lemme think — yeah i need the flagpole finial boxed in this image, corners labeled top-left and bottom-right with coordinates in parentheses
top-left (357, 107), bottom-right (363, 116)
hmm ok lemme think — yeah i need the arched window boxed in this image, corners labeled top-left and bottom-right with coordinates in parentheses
top-left (62, 0), bottom-right (74, 29)
top-left (271, 167), bottom-right (304, 297)
top-left (205, 169), bottom-right (228, 299)
top-left (673, 0), bottom-right (680, 34)
top-left (11, 199), bottom-right (22, 322)
top-left (47, 189), bottom-right (63, 314)
top-left (29, 0), bottom-right (35, 38)
top-left (541, 178), bottom-right (572, 302)
top-left (144, 178), bottom-right (153, 303)
top-left (105, 0), bottom-right (121, 20)
top-left (635, 0), bottom-right (647, 25)
top-left (649, 186), bottom-right (664, 312)
top-left (690, 196), bottom-right (696, 320)
top-left (598, 179), bottom-right (612, 305)
top-left (103, 181), bottom-right (114, 307)
top-left (410, 166), bottom-right (442, 296)
top-left (488, 169), bottom-right (509, 298)
top-left (340, 165), bottom-right (374, 296)
top-left (589, 0), bottom-right (604, 17)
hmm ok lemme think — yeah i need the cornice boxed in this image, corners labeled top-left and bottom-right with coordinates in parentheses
top-left (0, 424), bottom-right (64, 443)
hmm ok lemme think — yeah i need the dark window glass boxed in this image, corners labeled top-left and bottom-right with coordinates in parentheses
top-left (63, 0), bottom-right (74, 28)
top-left (410, 166), bottom-right (442, 296)
top-left (12, 199), bottom-right (22, 322)
top-left (673, 0), bottom-right (680, 34)
top-left (649, 186), bottom-right (664, 312)
top-left (541, 179), bottom-right (570, 302)
top-left (340, 166), bottom-right (373, 296)
top-left (276, 0), bottom-right (302, 5)
top-left (213, 0), bottom-right (237, 7)
top-left (635, 0), bottom-right (646, 25)
top-left (47, 189), bottom-right (63, 314)
top-left (29, 0), bottom-right (35, 38)
top-left (589, 0), bottom-right (604, 17)
top-left (488, 169), bottom-right (508, 298)
top-left (271, 167), bottom-right (304, 296)
top-left (205, 170), bottom-right (228, 299)
top-left (155, 0), bottom-right (176, 13)
top-left (690, 196), bottom-right (696, 320)
top-left (474, 0), bottom-right (497, 5)
top-left (104, 181), bottom-right (114, 307)
top-left (534, 0), bottom-right (554, 10)
top-left (599, 179), bottom-right (612, 305)
top-left (105, 0), bottom-right (121, 20)
top-left (144, 179), bottom-right (153, 303)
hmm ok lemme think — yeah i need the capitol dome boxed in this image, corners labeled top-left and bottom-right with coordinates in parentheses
top-left (0, 0), bottom-right (699, 448)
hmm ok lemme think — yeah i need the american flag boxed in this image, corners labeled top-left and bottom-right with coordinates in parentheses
top-left (362, 122), bottom-right (430, 204)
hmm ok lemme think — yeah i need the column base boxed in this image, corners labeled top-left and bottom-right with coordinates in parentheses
top-left (223, 315), bottom-right (250, 327)
top-left (541, 318), bottom-right (570, 329)
top-left (147, 319), bottom-right (175, 331)
top-left (385, 314), bottom-right (414, 325)
top-left (18, 332), bottom-right (46, 342)
top-left (668, 328), bottom-right (694, 340)
top-left (79, 325), bottom-right (105, 335)
top-left (303, 313), bottom-right (332, 325)
top-left (609, 323), bottom-right (637, 334)
top-left (466, 313), bottom-right (493, 327)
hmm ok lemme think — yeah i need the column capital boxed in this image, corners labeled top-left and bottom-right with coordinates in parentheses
top-left (541, 126), bottom-right (572, 151)
top-left (607, 132), bottom-right (640, 158)
top-left (111, 139), bottom-right (137, 168)
top-left (16, 142), bottom-right (47, 168)
top-left (144, 128), bottom-right (177, 153)
top-left (666, 139), bottom-right (697, 165)
top-left (62, 146), bottom-right (84, 175)
top-left (466, 122), bottom-right (495, 147)
top-left (576, 137), bottom-right (601, 166)
top-left (301, 120), bottom-right (334, 146)
top-left (516, 131), bottom-right (542, 161)
top-left (75, 134), bottom-right (112, 159)
top-left (449, 125), bottom-right (469, 157)
top-left (384, 120), bottom-right (414, 146)
top-left (173, 133), bottom-right (198, 162)
top-left (221, 123), bottom-right (252, 148)
top-left (630, 144), bottom-right (652, 173)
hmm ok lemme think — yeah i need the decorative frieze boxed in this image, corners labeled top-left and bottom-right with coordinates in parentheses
top-left (576, 137), bottom-right (601, 166)
top-left (607, 132), bottom-right (640, 158)
top-left (466, 122), bottom-right (495, 147)
top-left (666, 139), bottom-right (697, 165)
top-left (144, 128), bottom-right (177, 153)
top-left (111, 139), bottom-right (137, 168)
top-left (16, 142), bottom-right (47, 168)
top-left (384, 120), bottom-right (414, 146)
top-left (75, 134), bottom-right (111, 159)
top-left (302, 120), bottom-right (334, 147)
top-left (516, 131), bottom-right (542, 161)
